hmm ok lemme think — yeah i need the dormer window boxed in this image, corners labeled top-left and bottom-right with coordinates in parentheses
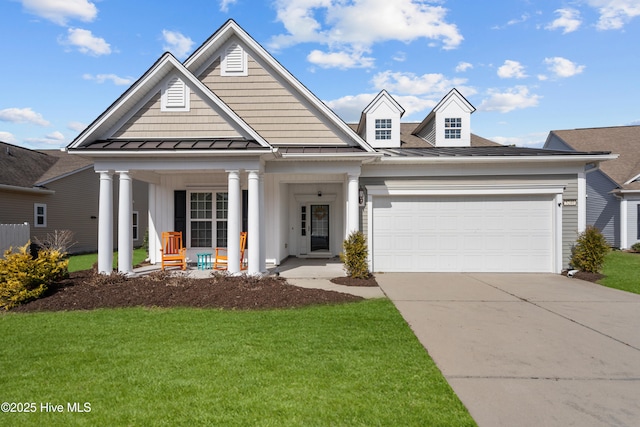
top-left (445, 117), bottom-right (461, 139)
top-left (221, 42), bottom-right (248, 76)
top-left (375, 119), bottom-right (392, 140)
top-left (161, 76), bottom-right (190, 112)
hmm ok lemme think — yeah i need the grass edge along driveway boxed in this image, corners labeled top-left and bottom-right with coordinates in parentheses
top-left (0, 299), bottom-right (476, 426)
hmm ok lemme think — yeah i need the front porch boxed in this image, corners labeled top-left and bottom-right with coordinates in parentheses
top-left (95, 159), bottom-right (362, 276)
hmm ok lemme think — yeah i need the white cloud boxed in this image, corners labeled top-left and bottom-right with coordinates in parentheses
top-left (60, 28), bottom-right (111, 56)
top-left (67, 121), bottom-right (87, 132)
top-left (478, 86), bottom-right (541, 113)
top-left (219, 0), bottom-right (237, 12)
top-left (25, 131), bottom-right (66, 146)
top-left (0, 107), bottom-right (50, 126)
top-left (497, 60), bottom-right (527, 79)
top-left (587, 0), bottom-right (640, 30)
top-left (544, 57), bottom-right (585, 77)
top-left (546, 8), bottom-right (582, 33)
top-left (455, 62), bottom-right (473, 72)
top-left (392, 51), bottom-right (407, 62)
top-left (269, 0), bottom-right (463, 68)
top-left (21, 0), bottom-right (97, 26)
top-left (492, 13), bottom-right (531, 30)
top-left (307, 49), bottom-right (374, 69)
top-left (83, 73), bottom-right (133, 86)
top-left (325, 92), bottom-right (435, 122)
top-left (0, 131), bottom-right (18, 144)
top-left (491, 132), bottom-right (547, 148)
top-left (162, 30), bottom-right (194, 60)
top-left (371, 70), bottom-right (474, 97)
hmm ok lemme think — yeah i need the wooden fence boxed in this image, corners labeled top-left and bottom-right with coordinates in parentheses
top-left (0, 223), bottom-right (30, 256)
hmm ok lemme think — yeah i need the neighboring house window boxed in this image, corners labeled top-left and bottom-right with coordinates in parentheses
top-left (34, 203), bottom-right (46, 228)
top-left (221, 42), bottom-right (248, 76)
top-left (161, 76), bottom-right (190, 111)
top-left (445, 117), bottom-right (462, 139)
top-left (132, 211), bottom-right (139, 241)
top-left (189, 192), bottom-right (228, 248)
top-left (375, 119), bottom-right (392, 140)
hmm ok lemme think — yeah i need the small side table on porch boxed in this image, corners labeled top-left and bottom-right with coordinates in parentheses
top-left (197, 253), bottom-right (213, 270)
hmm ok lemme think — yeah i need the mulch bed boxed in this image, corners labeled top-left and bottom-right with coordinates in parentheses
top-left (561, 270), bottom-right (605, 282)
top-left (11, 269), bottom-right (363, 312)
top-left (330, 275), bottom-right (379, 287)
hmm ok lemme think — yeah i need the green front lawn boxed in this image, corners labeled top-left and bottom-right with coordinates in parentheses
top-left (0, 300), bottom-right (475, 426)
top-left (599, 250), bottom-right (640, 294)
top-left (67, 248), bottom-right (147, 272)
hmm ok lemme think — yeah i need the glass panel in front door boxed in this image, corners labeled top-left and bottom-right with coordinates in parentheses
top-left (310, 204), bottom-right (329, 251)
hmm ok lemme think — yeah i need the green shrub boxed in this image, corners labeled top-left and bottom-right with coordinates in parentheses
top-left (631, 242), bottom-right (640, 252)
top-left (570, 226), bottom-right (610, 273)
top-left (0, 243), bottom-right (68, 310)
top-left (340, 231), bottom-right (370, 279)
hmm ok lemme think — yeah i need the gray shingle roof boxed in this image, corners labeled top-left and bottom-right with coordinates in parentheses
top-left (0, 142), bottom-right (92, 189)
top-left (377, 146), bottom-right (610, 158)
top-left (550, 126), bottom-right (640, 190)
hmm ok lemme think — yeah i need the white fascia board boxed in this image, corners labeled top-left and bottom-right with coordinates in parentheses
top-left (185, 20), bottom-right (374, 153)
top-left (278, 152), bottom-right (381, 161)
top-left (624, 172), bottom-right (640, 185)
top-left (36, 164), bottom-right (94, 186)
top-left (0, 183), bottom-right (55, 195)
top-left (75, 149), bottom-right (271, 158)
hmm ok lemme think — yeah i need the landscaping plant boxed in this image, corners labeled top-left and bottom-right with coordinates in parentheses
top-left (570, 226), bottom-right (610, 273)
top-left (0, 243), bottom-right (68, 310)
top-left (340, 230), bottom-right (370, 279)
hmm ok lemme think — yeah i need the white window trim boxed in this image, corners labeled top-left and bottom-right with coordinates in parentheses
top-left (34, 203), bottom-right (47, 228)
top-left (161, 76), bottom-right (190, 112)
top-left (187, 190), bottom-right (229, 249)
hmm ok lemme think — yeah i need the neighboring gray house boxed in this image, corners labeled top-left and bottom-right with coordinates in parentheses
top-left (67, 19), bottom-right (614, 275)
top-left (0, 141), bottom-right (148, 254)
top-left (544, 126), bottom-right (639, 249)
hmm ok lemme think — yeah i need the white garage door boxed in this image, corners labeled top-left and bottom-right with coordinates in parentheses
top-left (372, 195), bottom-right (554, 272)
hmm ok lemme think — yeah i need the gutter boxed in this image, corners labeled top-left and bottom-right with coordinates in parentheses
top-left (375, 153), bottom-right (618, 165)
top-left (0, 183), bottom-right (55, 195)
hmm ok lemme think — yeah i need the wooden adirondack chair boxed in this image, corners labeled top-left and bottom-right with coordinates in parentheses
top-left (160, 231), bottom-right (187, 271)
top-left (214, 232), bottom-right (247, 270)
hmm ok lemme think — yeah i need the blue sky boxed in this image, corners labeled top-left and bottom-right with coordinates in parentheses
top-left (1, 0), bottom-right (639, 150)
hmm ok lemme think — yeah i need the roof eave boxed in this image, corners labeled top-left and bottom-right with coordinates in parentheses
top-left (376, 154), bottom-right (618, 164)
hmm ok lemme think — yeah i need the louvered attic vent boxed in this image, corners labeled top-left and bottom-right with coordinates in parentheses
top-left (161, 76), bottom-right (190, 112)
top-left (221, 42), bottom-right (248, 76)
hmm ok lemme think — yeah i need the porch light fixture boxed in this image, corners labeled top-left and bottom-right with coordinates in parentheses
top-left (317, 191), bottom-right (322, 197)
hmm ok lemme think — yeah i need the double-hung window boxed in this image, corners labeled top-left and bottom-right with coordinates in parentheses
top-left (34, 203), bottom-right (46, 228)
top-left (445, 117), bottom-right (462, 139)
top-left (375, 119), bottom-right (392, 140)
top-left (189, 192), bottom-right (228, 248)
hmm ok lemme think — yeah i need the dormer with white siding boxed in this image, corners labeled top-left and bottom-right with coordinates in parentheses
top-left (356, 90), bottom-right (404, 148)
top-left (414, 88), bottom-right (475, 147)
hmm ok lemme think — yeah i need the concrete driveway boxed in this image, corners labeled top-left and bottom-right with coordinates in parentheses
top-left (376, 273), bottom-right (640, 427)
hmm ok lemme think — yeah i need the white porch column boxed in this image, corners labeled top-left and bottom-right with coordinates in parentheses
top-left (117, 171), bottom-right (133, 274)
top-left (347, 173), bottom-right (360, 235)
top-left (97, 171), bottom-right (113, 274)
top-left (577, 171), bottom-right (586, 233)
top-left (247, 170), bottom-right (260, 274)
top-left (620, 197), bottom-right (628, 249)
top-left (259, 173), bottom-right (266, 272)
top-left (227, 170), bottom-right (241, 273)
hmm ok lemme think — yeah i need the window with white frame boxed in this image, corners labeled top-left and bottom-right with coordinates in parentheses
top-left (189, 192), bottom-right (228, 248)
top-left (445, 117), bottom-right (462, 139)
top-left (132, 211), bottom-right (139, 241)
top-left (375, 119), bottom-right (392, 140)
top-left (34, 203), bottom-right (46, 228)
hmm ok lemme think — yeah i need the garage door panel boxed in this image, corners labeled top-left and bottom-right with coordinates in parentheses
top-left (373, 195), bottom-right (553, 272)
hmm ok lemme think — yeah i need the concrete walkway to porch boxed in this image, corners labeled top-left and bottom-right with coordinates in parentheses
top-left (133, 257), bottom-right (384, 299)
top-left (271, 257), bottom-right (385, 299)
